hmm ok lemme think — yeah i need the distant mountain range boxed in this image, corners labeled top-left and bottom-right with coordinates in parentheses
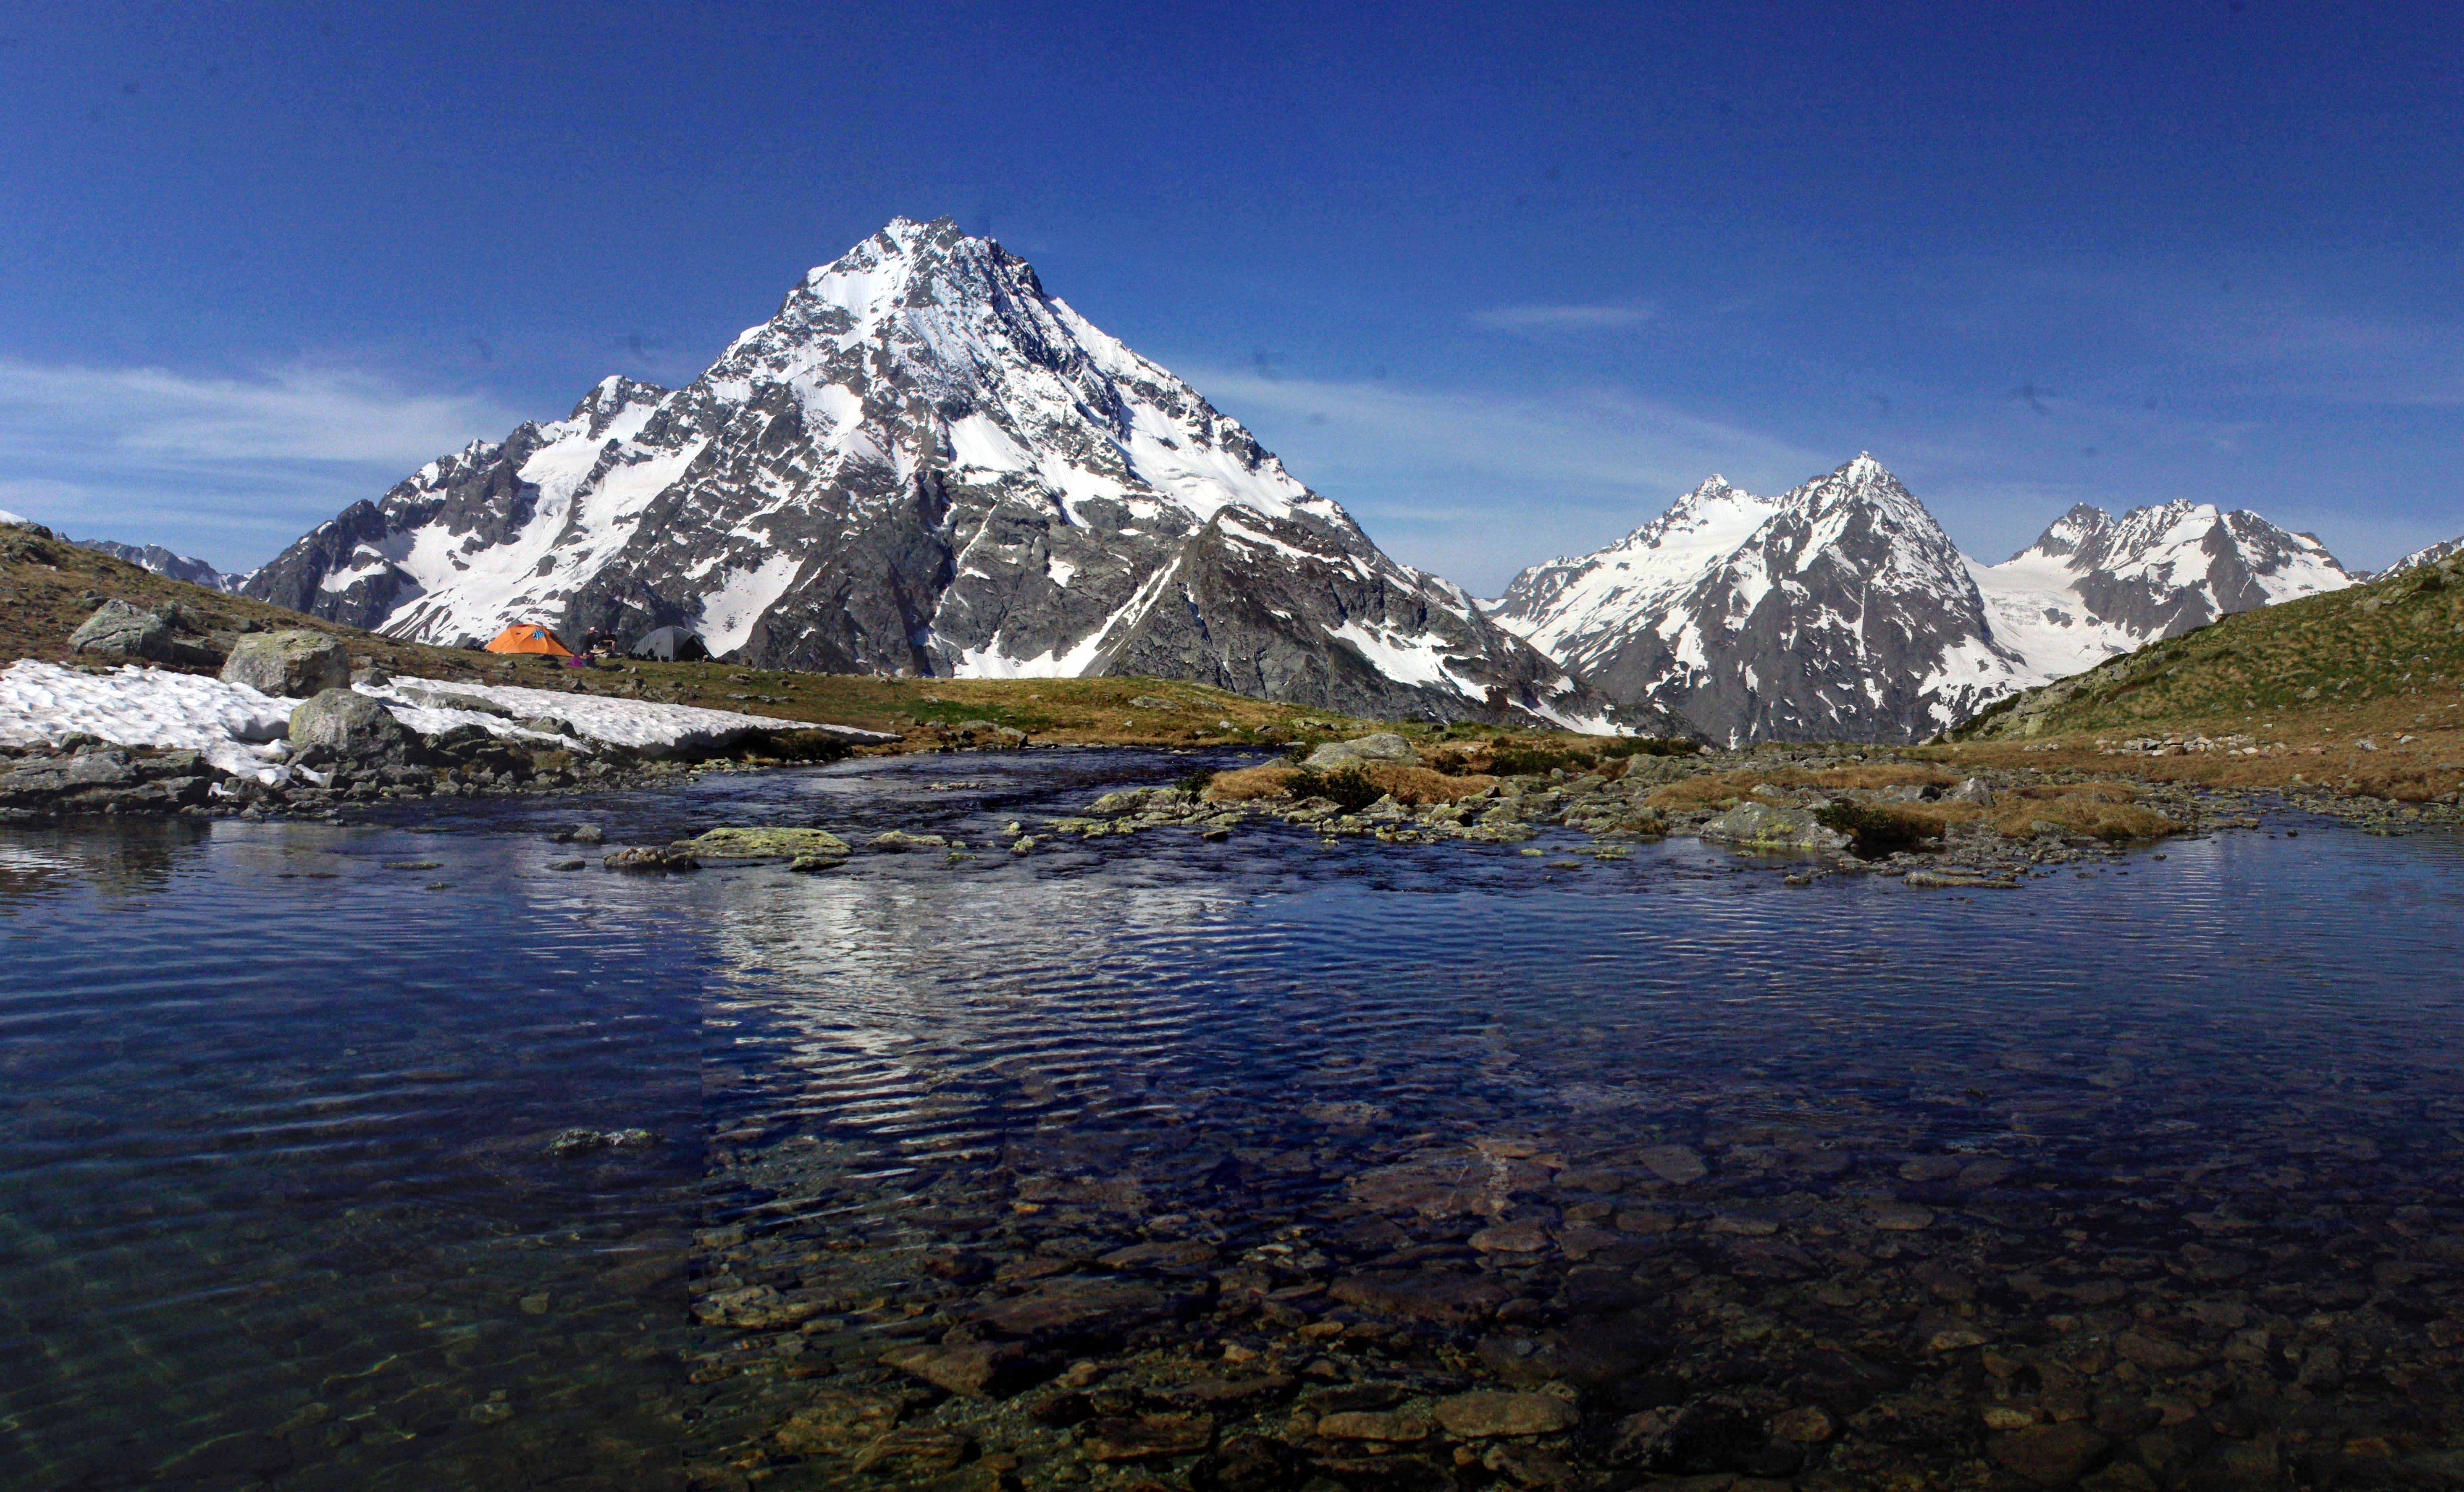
top-left (239, 218), bottom-right (1643, 730)
top-left (52, 217), bottom-right (2375, 741)
top-left (1488, 455), bottom-right (2353, 743)
top-left (74, 538), bottom-right (243, 593)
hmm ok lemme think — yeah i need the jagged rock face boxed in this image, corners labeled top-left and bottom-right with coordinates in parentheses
top-left (242, 219), bottom-right (1630, 728)
top-left (76, 539), bottom-right (238, 592)
top-left (1493, 458), bottom-right (2355, 745)
top-left (1491, 457), bottom-right (2031, 744)
top-left (1970, 501), bottom-right (2354, 680)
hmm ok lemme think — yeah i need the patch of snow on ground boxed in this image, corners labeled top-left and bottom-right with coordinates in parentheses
top-left (0, 662), bottom-right (890, 783)
top-left (370, 677), bottom-right (881, 751)
top-left (0, 661), bottom-right (293, 777)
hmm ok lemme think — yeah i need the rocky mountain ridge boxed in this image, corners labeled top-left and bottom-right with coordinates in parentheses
top-left (2386, 533), bottom-right (2464, 575)
top-left (1490, 456), bottom-right (2354, 744)
top-left (242, 219), bottom-right (1637, 730)
top-left (71, 538), bottom-right (241, 592)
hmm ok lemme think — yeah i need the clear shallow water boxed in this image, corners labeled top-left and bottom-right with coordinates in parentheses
top-left (4, 750), bottom-right (2463, 1489)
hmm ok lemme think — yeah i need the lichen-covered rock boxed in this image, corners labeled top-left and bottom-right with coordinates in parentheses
top-left (1088, 785), bottom-right (1199, 818)
top-left (603, 845), bottom-right (700, 871)
top-left (675, 826), bottom-right (849, 861)
top-left (221, 630), bottom-right (349, 698)
top-left (288, 689), bottom-right (416, 760)
top-left (69, 601), bottom-right (176, 663)
top-left (1301, 732), bottom-right (1418, 770)
top-left (1699, 801), bottom-right (1851, 854)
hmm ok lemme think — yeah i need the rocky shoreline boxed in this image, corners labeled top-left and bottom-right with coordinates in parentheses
top-left (962, 733), bottom-right (2462, 890)
top-left (11, 716), bottom-right (2458, 890)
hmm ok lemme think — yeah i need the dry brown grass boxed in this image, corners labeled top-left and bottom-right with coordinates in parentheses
top-left (1977, 783), bottom-right (2178, 841)
top-left (1202, 761), bottom-right (1496, 806)
top-left (1644, 771), bottom-right (1762, 811)
top-left (1205, 764), bottom-right (1303, 801)
top-left (1800, 764), bottom-right (1958, 790)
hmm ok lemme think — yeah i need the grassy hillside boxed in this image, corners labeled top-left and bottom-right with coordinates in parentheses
top-left (1947, 552), bottom-right (2464, 804)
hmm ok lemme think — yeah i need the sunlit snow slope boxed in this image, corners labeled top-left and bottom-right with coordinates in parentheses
top-left (245, 219), bottom-right (1632, 727)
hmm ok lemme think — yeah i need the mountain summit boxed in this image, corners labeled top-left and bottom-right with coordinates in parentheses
top-left (1490, 456), bottom-right (2353, 743)
top-left (244, 218), bottom-right (1625, 726)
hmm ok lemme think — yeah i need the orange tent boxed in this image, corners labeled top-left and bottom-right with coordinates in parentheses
top-left (484, 623), bottom-right (573, 657)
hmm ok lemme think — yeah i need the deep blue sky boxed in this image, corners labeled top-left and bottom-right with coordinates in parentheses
top-left (2, 1), bottom-right (2458, 587)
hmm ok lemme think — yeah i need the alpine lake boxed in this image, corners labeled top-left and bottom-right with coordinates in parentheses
top-left (5, 748), bottom-right (2463, 1492)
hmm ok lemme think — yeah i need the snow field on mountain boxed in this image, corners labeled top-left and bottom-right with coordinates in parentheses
top-left (1966, 555), bottom-right (2137, 683)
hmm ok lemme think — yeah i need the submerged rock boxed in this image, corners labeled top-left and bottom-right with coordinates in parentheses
top-left (1434, 1391), bottom-right (1579, 1439)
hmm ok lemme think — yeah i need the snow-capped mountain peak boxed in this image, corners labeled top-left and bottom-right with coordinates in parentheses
top-left (240, 219), bottom-right (1638, 728)
top-left (1972, 498), bottom-right (2355, 678)
top-left (1493, 455), bottom-right (2023, 743)
top-left (1493, 457), bottom-right (2355, 743)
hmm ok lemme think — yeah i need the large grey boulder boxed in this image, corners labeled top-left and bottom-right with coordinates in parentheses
top-left (288, 689), bottom-right (416, 760)
top-left (1699, 801), bottom-right (1851, 854)
top-left (222, 631), bottom-right (350, 697)
top-left (69, 600), bottom-right (176, 663)
top-left (1301, 732), bottom-right (1419, 770)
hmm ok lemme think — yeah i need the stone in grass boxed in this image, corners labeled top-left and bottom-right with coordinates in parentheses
top-left (1433, 1391), bottom-right (1578, 1439)
top-left (1301, 732), bottom-right (1419, 770)
top-left (70, 600), bottom-right (175, 663)
top-left (673, 826), bottom-right (849, 861)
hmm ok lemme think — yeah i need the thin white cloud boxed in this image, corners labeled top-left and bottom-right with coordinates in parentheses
top-left (1187, 365), bottom-right (1820, 593)
top-left (1469, 302), bottom-right (1658, 332)
top-left (0, 358), bottom-right (521, 464)
top-left (0, 359), bottom-right (523, 570)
